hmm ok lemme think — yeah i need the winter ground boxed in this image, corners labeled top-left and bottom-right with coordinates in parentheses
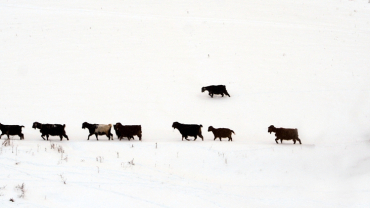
top-left (0, 0), bottom-right (370, 207)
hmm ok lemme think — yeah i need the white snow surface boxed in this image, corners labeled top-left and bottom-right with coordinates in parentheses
top-left (0, 0), bottom-right (370, 207)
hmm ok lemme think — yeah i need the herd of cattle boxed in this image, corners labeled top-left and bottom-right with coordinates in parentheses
top-left (0, 122), bottom-right (301, 144)
top-left (0, 85), bottom-right (302, 144)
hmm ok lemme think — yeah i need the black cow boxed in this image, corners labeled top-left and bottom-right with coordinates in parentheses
top-left (32, 122), bottom-right (69, 141)
top-left (82, 122), bottom-right (113, 140)
top-left (268, 125), bottom-right (301, 144)
top-left (0, 123), bottom-right (25, 140)
top-left (172, 122), bottom-right (203, 141)
top-left (201, 85), bottom-right (230, 98)
top-left (113, 123), bottom-right (142, 141)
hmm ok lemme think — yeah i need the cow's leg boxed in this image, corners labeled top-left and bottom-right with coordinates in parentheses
top-left (64, 134), bottom-right (69, 141)
top-left (106, 133), bottom-right (110, 140)
top-left (229, 136), bottom-right (232, 141)
top-left (280, 139), bottom-right (283, 143)
top-left (225, 91), bottom-right (230, 97)
top-left (19, 133), bottom-right (24, 140)
top-left (293, 139), bottom-right (296, 144)
top-left (296, 138), bottom-right (302, 144)
top-left (110, 133), bottom-right (113, 140)
top-left (214, 136), bottom-right (217, 140)
top-left (219, 137), bottom-right (222, 141)
top-left (46, 134), bottom-right (49, 141)
top-left (87, 133), bottom-right (93, 140)
top-left (275, 138), bottom-right (279, 144)
top-left (59, 135), bottom-right (63, 141)
top-left (199, 134), bottom-right (204, 141)
top-left (95, 133), bottom-right (98, 140)
top-left (184, 135), bottom-right (190, 141)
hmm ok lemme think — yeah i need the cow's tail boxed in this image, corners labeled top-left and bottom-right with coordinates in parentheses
top-left (198, 126), bottom-right (203, 136)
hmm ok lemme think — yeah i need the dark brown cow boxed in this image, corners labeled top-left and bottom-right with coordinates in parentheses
top-left (268, 125), bottom-right (301, 144)
top-left (208, 126), bottom-right (234, 141)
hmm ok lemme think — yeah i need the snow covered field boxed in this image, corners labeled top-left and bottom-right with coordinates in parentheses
top-left (0, 0), bottom-right (370, 207)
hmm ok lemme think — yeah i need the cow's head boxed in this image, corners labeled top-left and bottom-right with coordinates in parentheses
top-left (32, 122), bottom-right (41, 129)
top-left (208, 126), bottom-right (214, 132)
top-left (268, 125), bottom-right (276, 134)
top-left (82, 122), bottom-right (88, 129)
top-left (172, 122), bottom-right (179, 129)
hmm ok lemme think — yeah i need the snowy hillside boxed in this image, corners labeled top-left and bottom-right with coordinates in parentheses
top-left (0, 0), bottom-right (370, 207)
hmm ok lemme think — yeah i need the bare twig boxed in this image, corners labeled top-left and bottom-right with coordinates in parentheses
top-left (15, 183), bottom-right (25, 198)
top-left (2, 138), bottom-right (10, 147)
top-left (59, 174), bottom-right (67, 184)
top-left (128, 158), bottom-right (135, 166)
top-left (96, 156), bottom-right (103, 163)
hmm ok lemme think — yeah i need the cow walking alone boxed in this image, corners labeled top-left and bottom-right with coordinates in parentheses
top-left (201, 85), bottom-right (230, 98)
